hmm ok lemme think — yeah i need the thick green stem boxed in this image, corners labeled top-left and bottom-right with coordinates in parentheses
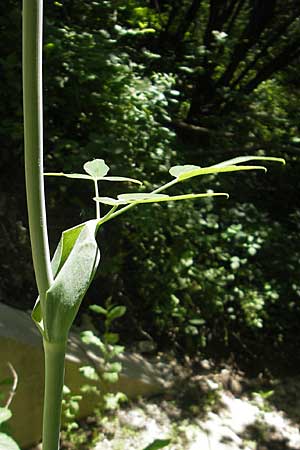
top-left (23, 0), bottom-right (53, 299)
top-left (42, 340), bottom-right (66, 450)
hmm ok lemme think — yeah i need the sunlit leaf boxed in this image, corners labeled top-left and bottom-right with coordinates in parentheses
top-left (176, 165), bottom-right (267, 181)
top-left (103, 372), bottom-right (119, 383)
top-left (120, 192), bottom-right (229, 203)
top-left (0, 433), bottom-right (20, 450)
top-left (169, 164), bottom-right (200, 178)
top-left (210, 155), bottom-right (285, 168)
top-left (93, 197), bottom-right (123, 206)
top-left (118, 193), bottom-right (169, 201)
top-left (44, 172), bottom-right (91, 180)
top-left (83, 159), bottom-right (110, 178)
top-left (0, 408), bottom-right (12, 425)
top-left (81, 331), bottom-right (105, 351)
top-left (99, 176), bottom-right (142, 184)
top-left (95, 192), bottom-right (229, 206)
top-left (107, 362), bottom-right (122, 373)
top-left (43, 220), bottom-right (100, 342)
top-left (79, 366), bottom-right (99, 381)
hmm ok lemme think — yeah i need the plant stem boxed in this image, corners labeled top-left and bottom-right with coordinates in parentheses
top-left (23, 2), bottom-right (64, 449)
top-left (94, 179), bottom-right (100, 219)
top-left (42, 340), bottom-right (66, 450)
top-left (23, 0), bottom-right (53, 300)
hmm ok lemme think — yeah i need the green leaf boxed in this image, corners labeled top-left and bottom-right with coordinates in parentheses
top-left (175, 165), bottom-right (267, 181)
top-left (122, 192), bottom-right (229, 203)
top-left (83, 159), bottom-right (110, 179)
top-left (189, 318), bottom-right (205, 325)
top-left (0, 433), bottom-right (20, 450)
top-left (93, 196), bottom-right (122, 206)
top-left (44, 173), bottom-right (142, 184)
top-left (79, 366), bottom-right (99, 381)
top-left (43, 220), bottom-right (100, 342)
top-left (89, 305), bottom-right (108, 315)
top-left (118, 193), bottom-right (169, 201)
top-left (169, 164), bottom-right (200, 177)
top-left (107, 305), bottom-right (127, 321)
top-left (80, 331), bottom-right (104, 350)
top-left (99, 176), bottom-right (142, 184)
top-left (0, 408), bottom-right (12, 425)
top-left (102, 372), bottom-right (119, 383)
top-left (95, 192), bottom-right (229, 206)
top-left (210, 155), bottom-right (285, 168)
top-left (142, 439), bottom-right (171, 450)
top-left (32, 222), bottom-right (85, 331)
top-left (104, 332), bottom-right (119, 344)
top-left (44, 172), bottom-right (92, 180)
top-left (107, 362), bottom-right (122, 373)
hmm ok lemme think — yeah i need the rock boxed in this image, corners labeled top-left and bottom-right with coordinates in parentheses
top-left (0, 303), bottom-right (170, 449)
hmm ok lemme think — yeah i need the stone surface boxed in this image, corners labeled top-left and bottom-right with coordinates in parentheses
top-left (0, 303), bottom-right (168, 449)
top-left (93, 389), bottom-right (300, 450)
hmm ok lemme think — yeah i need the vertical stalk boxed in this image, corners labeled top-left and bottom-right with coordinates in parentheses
top-left (23, 0), bottom-right (53, 298)
top-left (23, 2), bottom-right (65, 450)
top-left (42, 340), bottom-right (66, 450)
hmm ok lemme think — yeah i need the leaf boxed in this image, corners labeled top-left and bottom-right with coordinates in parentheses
top-left (44, 172), bottom-right (91, 180)
top-left (118, 193), bottom-right (169, 201)
top-left (175, 165), bottom-right (267, 181)
top-left (81, 331), bottom-right (106, 352)
top-left (104, 332), bottom-right (119, 344)
top-left (32, 223), bottom-right (85, 330)
top-left (0, 408), bottom-right (12, 425)
top-left (44, 173), bottom-right (142, 184)
top-left (169, 164), bottom-right (200, 177)
top-left (0, 433), bottom-right (20, 450)
top-left (189, 318), bottom-right (205, 325)
top-left (79, 366), bottom-right (99, 381)
top-left (93, 196), bottom-right (123, 206)
top-left (210, 155), bottom-right (285, 168)
top-left (43, 220), bottom-right (100, 342)
top-left (89, 305), bottom-right (107, 315)
top-left (142, 439), bottom-right (171, 450)
top-left (95, 192), bottom-right (229, 206)
top-left (83, 159), bottom-right (110, 179)
top-left (102, 372), bottom-right (119, 383)
top-left (121, 192), bottom-right (229, 203)
top-left (107, 305), bottom-right (127, 321)
top-left (107, 362), bottom-right (122, 373)
top-left (99, 176), bottom-right (142, 184)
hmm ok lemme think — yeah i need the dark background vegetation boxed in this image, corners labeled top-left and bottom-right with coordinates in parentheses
top-left (1, 0), bottom-right (300, 373)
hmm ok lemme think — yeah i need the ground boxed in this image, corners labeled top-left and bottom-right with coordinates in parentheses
top-left (52, 356), bottom-right (300, 450)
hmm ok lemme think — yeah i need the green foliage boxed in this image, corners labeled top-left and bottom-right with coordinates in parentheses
top-left (79, 300), bottom-right (128, 415)
top-left (142, 439), bottom-right (171, 450)
top-left (1, 0), bottom-right (299, 376)
top-left (32, 220), bottom-right (100, 341)
top-left (61, 385), bottom-right (82, 434)
top-left (0, 407), bottom-right (20, 450)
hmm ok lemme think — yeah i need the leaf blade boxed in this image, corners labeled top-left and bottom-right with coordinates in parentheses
top-left (83, 159), bottom-right (110, 179)
top-left (176, 165), bottom-right (267, 181)
top-left (142, 439), bottom-right (171, 450)
top-left (44, 172), bottom-right (92, 180)
top-left (44, 220), bottom-right (100, 342)
top-left (210, 155), bottom-right (285, 168)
